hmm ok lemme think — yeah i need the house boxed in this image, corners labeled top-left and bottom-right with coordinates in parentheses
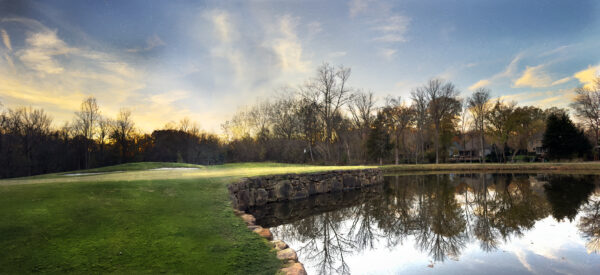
top-left (449, 136), bottom-right (492, 163)
top-left (527, 132), bottom-right (546, 156)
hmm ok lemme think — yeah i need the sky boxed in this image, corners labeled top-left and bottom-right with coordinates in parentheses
top-left (0, 0), bottom-right (599, 133)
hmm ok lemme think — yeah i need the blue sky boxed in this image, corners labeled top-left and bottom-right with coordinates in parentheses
top-left (0, 0), bottom-right (599, 132)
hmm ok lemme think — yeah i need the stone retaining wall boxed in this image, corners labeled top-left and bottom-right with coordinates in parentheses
top-left (249, 184), bottom-right (384, 228)
top-left (228, 168), bottom-right (383, 210)
top-left (229, 168), bottom-right (383, 275)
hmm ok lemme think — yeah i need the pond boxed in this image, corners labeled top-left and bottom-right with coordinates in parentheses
top-left (247, 173), bottom-right (600, 275)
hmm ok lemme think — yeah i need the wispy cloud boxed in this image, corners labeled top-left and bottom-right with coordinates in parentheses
top-left (1, 29), bottom-right (11, 51)
top-left (574, 65), bottom-right (600, 89)
top-left (126, 34), bottom-right (165, 53)
top-left (514, 63), bottom-right (575, 88)
top-left (348, 0), bottom-right (373, 17)
top-left (471, 49), bottom-right (586, 91)
top-left (379, 48), bottom-right (396, 60)
top-left (348, 0), bottom-right (410, 48)
top-left (373, 15), bottom-right (410, 43)
top-left (468, 53), bottom-right (523, 90)
top-left (538, 44), bottom-right (572, 57)
top-left (514, 64), bottom-right (553, 88)
top-left (551, 76), bottom-right (572, 86)
top-left (199, 7), bottom-right (314, 125)
top-left (0, 18), bottom-right (154, 128)
top-left (204, 9), bottom-right (250, 90)
top-left (499, 88), bottom-right (576, 108)
top-left (150, 90), bottom-right (190, 105)
top-left (269, 15), bottom-right (310, 73)
top-left (469, 79), bottom-right (491, 90)
top-left (205, 9), bottom-right (236, 43)
top-left (18, 29), bottom-right (74, 74)
top-left (498, 53), bottom-right (523, 78)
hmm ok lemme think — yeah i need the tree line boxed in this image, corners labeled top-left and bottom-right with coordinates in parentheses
top-left (1, 63), bottom-right (599, 178)
top-left (0, 98), bottom-right (222, 178)
top-left (223, 63), bottom-right (599, 165)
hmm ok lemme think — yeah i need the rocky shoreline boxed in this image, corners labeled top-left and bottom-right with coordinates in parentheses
top-left (233, 209), bottom-right (307, 275)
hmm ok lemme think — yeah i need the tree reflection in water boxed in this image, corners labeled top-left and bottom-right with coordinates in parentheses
top-left (413, 174), bottom-right (467, 262)
top-left (255, 173), bottom-right (600, 274)
top-left (578, 189), bottom-right (600, 254)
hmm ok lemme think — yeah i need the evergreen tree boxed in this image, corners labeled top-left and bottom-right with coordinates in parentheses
top-left (367, 111), bottom-right (392, 165)
top-left (544, 175), bottom-right (595, 221)
top-left (542, 113), bottom-right (591, 160)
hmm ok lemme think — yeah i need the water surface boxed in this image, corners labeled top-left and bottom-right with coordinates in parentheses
top-left (248, 173), bottom-right (600, 275)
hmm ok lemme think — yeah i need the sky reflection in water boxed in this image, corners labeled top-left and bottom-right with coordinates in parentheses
top-left (249, 173), bottom-right (600, 275)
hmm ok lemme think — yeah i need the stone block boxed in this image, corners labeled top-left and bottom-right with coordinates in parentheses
top-left (307, 182), bottom-right (317, 195)
top-left (280, 263), bottom-right (307, 275)
top-left (277, 248), bottom-right (298, 262)
top-left (255, 188), bottom-right (268, 205)
top-left (240, 214), bottom-right (255, 225)
top-left (237, 189), bottom-right (249, 210)
top-left (275, 180), bottom-right (293, 200)
top-left (271, 240), bottom-right (288, 250)
top-left (343, 175), bottom-right (358, 189)
top-left (292, 187), bottom-right (308, 200)
top-left (253, 227), bottom-right (273, 240)
top-left (330, 177), bottom-right (343, 192)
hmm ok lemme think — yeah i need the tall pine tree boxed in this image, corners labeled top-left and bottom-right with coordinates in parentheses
top-left (542, 113), bottom-right (591, 160)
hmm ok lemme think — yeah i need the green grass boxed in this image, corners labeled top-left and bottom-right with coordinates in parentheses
top-left (17, 162), bottom-right (206, 181)
top-left (0, 162), bottom-right (371, 274)
top-left (67, 162), bottom-right (206, 173)
top-left (7, 160), bottom-right (594, 273)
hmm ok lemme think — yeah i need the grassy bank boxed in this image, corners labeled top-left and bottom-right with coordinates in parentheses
top-left (4, 161), bottom-right (596, 273)
top-left (381, 162), bottom-right (600, 172)
top-left (0, 162), bottom-right (370, 274)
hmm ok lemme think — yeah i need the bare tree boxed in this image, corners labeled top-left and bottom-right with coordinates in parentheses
top-left (411, 87), bottom-right (429, 164)
top-left (0, 101), bottom-right (5, 134)
top-left (179, 117), bottom-right (200, 135)
top-left (385, 96), bottom-right (415, 164)
top-left (570, 77), bottom-right (600, 159)
top-left (467, 88), bottom-right (492, 163)
top-left (222, 107), bottom-right (253, 141)
top-left (74, 97), bottom-right (100, 168)
top-left (163, 121), bottom-right (177, 130)
top-left (97, 117), bottom-right (111, 162)
top-left (423, 79), bottom-right (461, 164)
top-left (297, 98), bottom-right (322, 162)
top-left (111, 109), bottom-right (135, 163)
top-left (15, 107), bottom-right (52, 175)
top-left (458, 98), bottom-right (472, 162)
top-left (301, 63), bottom-right (352, 160)
top-left (179, 117), bottom-right (192, 132)
top-left (248, 99), bottom-right (273, 141)
top-left (348, 90), bottom-right (376, 131)
top-left (348, 90), bottom-right (376, 162)
top-left (270, 96), bottom-right (301, 140)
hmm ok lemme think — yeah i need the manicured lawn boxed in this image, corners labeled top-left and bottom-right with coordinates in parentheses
top-left (8, 161), bottom-right (594, 273)
top-left (64, 161), bottom-right (206, 173)
top-left (0, 163), bottom-right (369, 274)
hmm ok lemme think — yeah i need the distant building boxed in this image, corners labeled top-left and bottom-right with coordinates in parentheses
top-left (527, 132), bottom-right (546, 156)
top-left (449, 136), bottom-right (491, 163)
